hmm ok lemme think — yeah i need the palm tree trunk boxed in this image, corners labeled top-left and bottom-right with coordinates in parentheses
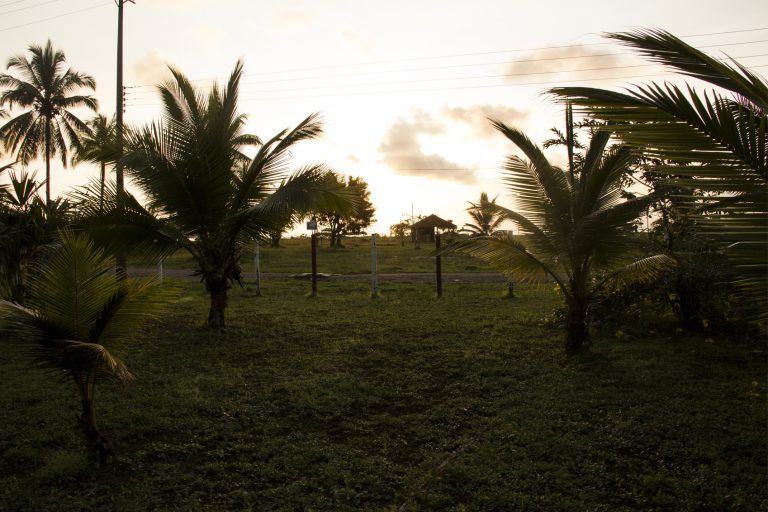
top-left (565, 295), bottom-right (589, 355)
top-left (206, 277), bottom-right (229, 328)
top-left (44, 119), bottom-right (51, 206)
top-left (74, 372), bottom-right (113, 464)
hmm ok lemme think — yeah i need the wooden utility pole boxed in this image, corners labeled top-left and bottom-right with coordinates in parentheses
top-left (115, 0), bottom-right (134, 278)
top-left (435, 233), bottom-right (442, 297)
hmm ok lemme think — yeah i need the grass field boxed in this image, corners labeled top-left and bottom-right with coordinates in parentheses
top-left (150, 236), bottom-right (495, 275)
top-left (1, 279), bottom-right (765, 511)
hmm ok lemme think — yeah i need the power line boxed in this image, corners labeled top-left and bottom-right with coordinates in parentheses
top-left (0, 2), bottom-right (110, 32)
top-left (0, 0), bottom-right (30, 8)
top-left (210, 27), bottom-right (768, 78)
top-left (0, 0), bottom-right (59, 16)
top-left (124, 55), bottom-right (768, 100)
top-left (126, 35), bottom-right (768, 89)
top-left (123, 65), bottom-right (768, 105)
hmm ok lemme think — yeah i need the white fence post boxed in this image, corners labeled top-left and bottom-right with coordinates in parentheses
top-left (371, 234), bottom-right (378, 297)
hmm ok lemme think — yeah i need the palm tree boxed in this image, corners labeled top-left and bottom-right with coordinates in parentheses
top-left (0, 40), bottom-right (97, 205)
top-left (0, 169), bottom-right (71, 302)
top-left (0, 230), bottom-right (177, 462)
top-left (451, 117), bottom-right (673, 354)
top-left (79, 61), bottom-right (353, 328)
top-left (73, 115), bottom-right (118, 212)
top-left (461, 192), bottom-right (505, 236)
top-left (550, 29), bottom-right (767, 319)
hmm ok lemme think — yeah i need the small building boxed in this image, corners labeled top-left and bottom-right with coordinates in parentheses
top-left (411, 214), bottom-right (456, 243)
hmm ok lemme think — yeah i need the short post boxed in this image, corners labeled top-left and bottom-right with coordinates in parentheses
top-left (311, 232), bottom-right (318, 297)
top-left (253, 240), bottom-right (261, 296)
top-left (371, 234), bottom-right (378, 297)
top-left (435, 233), bottom-right (442, 297)
top-left (157, 258), bottom-right (163, 283)
top-left (507, 279), bottom-right (515, 298)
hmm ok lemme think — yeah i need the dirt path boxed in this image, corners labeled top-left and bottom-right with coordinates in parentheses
top-left (130, 268), bottom-right (508, 283)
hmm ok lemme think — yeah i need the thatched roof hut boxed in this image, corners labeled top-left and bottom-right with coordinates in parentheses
top-left (411, 214), bottom-right (456, 243)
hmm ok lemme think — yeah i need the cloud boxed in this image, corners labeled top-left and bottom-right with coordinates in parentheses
top-left (442, 104), bottom-right (528, 137)
top-left (129, 52), bottom-right (173, 86)
top-left (342, 30), bottom-right (376, 55)
top-left (378, 110), bottom-right (476, 184)
top-left (270, 8), bottom-right (312, 28)
top-left (504, 44), bottom-right (624, 79)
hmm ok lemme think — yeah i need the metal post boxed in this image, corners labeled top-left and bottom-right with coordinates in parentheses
top-left (253, 240), bottom-right (261, 296)
top-left (435, 233), bottom-right (442, 297)
top-left (311, 232), bottom-right (318, 297)
top-left (371, 234), bottom-right (378, 297)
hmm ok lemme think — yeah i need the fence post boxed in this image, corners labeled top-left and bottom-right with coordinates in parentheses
top-left (157, 258), bottom-right (163, 283)
top-left (435, 233), bottom-right (442, 297)
top-left (371, 234), bottom-right (378, 297)
top-left (311, 232), bottom-right (318, 297)
top-left (253, 240), bottom-right (261, 296)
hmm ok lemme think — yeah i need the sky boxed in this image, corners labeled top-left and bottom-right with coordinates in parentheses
top-left (0, 0), bottom-right (767, 234)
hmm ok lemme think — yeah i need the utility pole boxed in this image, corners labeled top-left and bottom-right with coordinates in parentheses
top-left (115, 0), bottom-right (134, 278)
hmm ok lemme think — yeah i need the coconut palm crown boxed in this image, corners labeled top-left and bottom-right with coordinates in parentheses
top-left (451, 117), bottom-right (674, 354)
top-left (73, 114), bottom-right (118, 212)
top-left (0, 40), bottom-right (97, 204)
top-left (79, 61), bottom-right (354, 328)
top-left (461, 192), bottom-right (505, 236)
top-left (549, 29), bottom-right (767, 319)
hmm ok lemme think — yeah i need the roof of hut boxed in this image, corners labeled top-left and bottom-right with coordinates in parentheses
top-left (411, 214), bottom-right (456, 230)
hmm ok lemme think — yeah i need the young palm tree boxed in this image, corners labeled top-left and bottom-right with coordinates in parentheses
top-left (451, 119), bottom-right (673, 354)
top-left (73, 115), bottom-right (118, 212)
top-left (0, 169), bottom-right (72, 302)
top-left (461, 192), bottom-right (505, 236)
top-left (0, 40), bottom-right (97, 205)
top-left (550, 29), bottom-right (767, 319)
top-left (0, 230), bottom-right (177, 462)
top-left (79, 61), bottom-right (353, 328)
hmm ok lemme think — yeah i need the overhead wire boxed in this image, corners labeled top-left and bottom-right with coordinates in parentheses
top-left (0, 0), bottom-right (31, 8)
top-left (124, 53), bottom-right (768, 99)
top-left (0, 0), bottom-right (60, 16)
top-left (0, 1), bottom-right (111, 32)
top-left (124, 61), bottom-right (768, 106)
top-left (125, 30), bottom-right (768, 88)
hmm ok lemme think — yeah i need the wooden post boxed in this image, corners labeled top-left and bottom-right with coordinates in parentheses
top-left (371, 234), bottom-right (378, 297)
top-left (507, 279), bottom-right (515, 298)
top-left (435, 233), bottom-right (442, 297)
top-left (157, 258), bottom-right (163, 283)
top-left (253, 240), bottom-right (261, 296)
top-left (311, 232), bottom-right (318, 297)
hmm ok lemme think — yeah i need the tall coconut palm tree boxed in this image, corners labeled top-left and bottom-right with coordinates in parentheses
top-left (550, 29), bottom-right (767, 319)
top-left (78, 61), bottom-right (354, 328)
top-left (73, 114), bottom-right (118, 212)
top-left (0, 40), bottom-right (97, 205)
top-left (0, 230), bottom-right (177, 462)
top-left (461, 192), bottom-right (505, 236)
top-left (451, 118), bottom-right (674, 354)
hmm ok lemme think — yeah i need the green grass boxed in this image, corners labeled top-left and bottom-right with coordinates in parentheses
top-left (148, 236), bottom-right (495, 274)
top-left (0, 280), bottom-right (765, 511)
